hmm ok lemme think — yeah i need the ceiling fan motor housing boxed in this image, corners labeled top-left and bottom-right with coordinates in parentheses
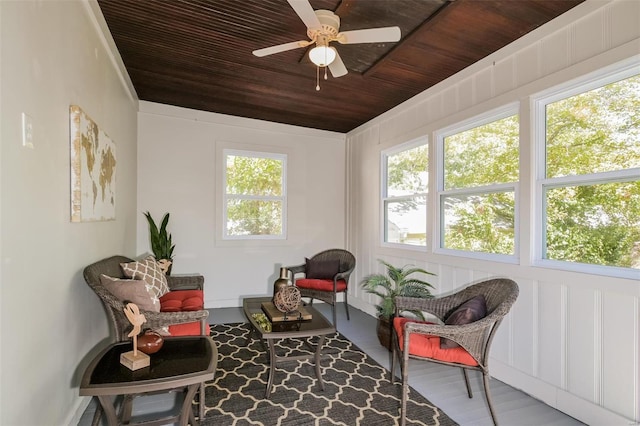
top-left (307, 9), bottom-right (340, 41)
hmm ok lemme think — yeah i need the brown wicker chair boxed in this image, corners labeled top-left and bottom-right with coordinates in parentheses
top-left (391, 278), bottom-right (519, 426)
top-left (83, 255), bottom-right (210, 421)
top-left (83, 255), bottom-right (209, 340)
top-left (286, 249), bottom-right (356, 326)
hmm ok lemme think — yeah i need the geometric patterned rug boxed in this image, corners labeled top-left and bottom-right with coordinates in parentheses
top-left (199, 323), bottom-right (457, 425)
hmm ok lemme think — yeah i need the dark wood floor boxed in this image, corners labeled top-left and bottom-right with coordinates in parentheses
top-left (78, 303), bottom-right (583, 425)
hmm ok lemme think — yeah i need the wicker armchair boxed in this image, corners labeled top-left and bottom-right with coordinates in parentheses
top-left (84, 255), bottom-right (211, 423)
top-left (391, 278), bottom-right (519, 426)
top-left (84, 255), bottom-right (209, 341)
top-left (286, 249), bottom-right (356, 326)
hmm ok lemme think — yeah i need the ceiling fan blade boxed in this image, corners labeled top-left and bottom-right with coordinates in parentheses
top-left (328, 52), bottom-right (348, 78)
top-left (287, 0), bottom-right (322, 30)
top-left (252, 40), bottom-right (309, 57)
top-left (337, 26), bottom-right (401, 44)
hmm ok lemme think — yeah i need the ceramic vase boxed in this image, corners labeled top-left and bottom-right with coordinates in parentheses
top-left (137, 329), bottom-right (164, 354)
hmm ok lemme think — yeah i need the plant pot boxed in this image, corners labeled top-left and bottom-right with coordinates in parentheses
top-left (376, 315), bottom-right (394, 351)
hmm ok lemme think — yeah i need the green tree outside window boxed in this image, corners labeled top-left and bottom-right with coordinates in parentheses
top-left (224, 152), bottom-right (285, 237)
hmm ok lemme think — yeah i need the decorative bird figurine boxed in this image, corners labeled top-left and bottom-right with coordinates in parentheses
top-left (124, 303), bottom-right (146, 357)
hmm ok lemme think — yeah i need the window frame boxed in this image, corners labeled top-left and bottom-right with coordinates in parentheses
top-left (380, 137), bottom-right (429, 251)
top-left (533, 61), bottom-right (640, 278)
top-left (222, 148), bottom-right (287, 240)
top-left (434, 103), bottom-right (520, 263)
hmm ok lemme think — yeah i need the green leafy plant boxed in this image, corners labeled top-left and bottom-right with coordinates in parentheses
top-left (144, 212), bottom-right (175, 261)
top-left (361, 259), bottom-right (435, 320)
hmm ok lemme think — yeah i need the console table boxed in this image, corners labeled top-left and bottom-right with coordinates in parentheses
top-left (80, 336), bottom-right (217, 426)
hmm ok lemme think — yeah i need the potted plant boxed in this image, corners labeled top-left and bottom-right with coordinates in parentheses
top-left (361, 259), bottom-right (435, 350)
top-left (144, 211), bottom-right (175, 275)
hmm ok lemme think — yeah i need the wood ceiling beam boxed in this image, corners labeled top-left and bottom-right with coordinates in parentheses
top-left (364, 0), bottom-right (456, 78)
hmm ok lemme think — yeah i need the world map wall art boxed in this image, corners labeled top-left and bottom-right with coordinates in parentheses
top-left (69, 105), bottom-right (116, 222)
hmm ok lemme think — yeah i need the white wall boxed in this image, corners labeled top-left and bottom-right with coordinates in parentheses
top-left (137, 102), bottom-right (346, 308)
top-left (346, 1), bottom-right (640, 424)
top-left (0, 1), bottom-right (138, 425)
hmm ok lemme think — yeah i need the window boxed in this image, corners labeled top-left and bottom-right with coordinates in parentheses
top-left (223, 149), bottom-right (286, 239)
top-left (537, 68), bottom-right (640, 271)
top-left (382, 140), bottom-right (428, 247)
top-left (438, 107), bottom-right (519, 257)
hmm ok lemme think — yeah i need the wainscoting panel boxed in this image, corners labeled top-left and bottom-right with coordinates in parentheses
top-left (572, 8), bottom-right (606, 64)
top-left (510, 277), bottom-right (535, 376)
top-left (602, 291), bottom-right (638, 418)
top-left (567, 286), bottom-right (598, 403)
top-left (494, 56), bottom-right (516, 96)
top-left (538, 280), bottom-right (564, 389)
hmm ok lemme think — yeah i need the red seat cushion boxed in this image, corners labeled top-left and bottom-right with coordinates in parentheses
top-left (295, 278), bottom-right (347, 292)
top-left (394, 317), bottom-right (478, 367)
top-left (159, 290), bottom-right (208, 336)
top-left (169, 321), bottom-right (209, 336)
top-left (160, 290), bottom-right (204, 312)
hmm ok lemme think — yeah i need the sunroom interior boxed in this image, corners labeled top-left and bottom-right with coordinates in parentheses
top-left (0, 1), bottom-right (638, 425)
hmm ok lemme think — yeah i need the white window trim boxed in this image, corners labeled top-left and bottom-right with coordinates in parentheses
top-left (532, 58), bottom-right (640, 279)
top-left (380, 137), bottom-right (428, 251)
top-left (222, 149), bottom-right (287, 240)
top-left (434, 103), bottom-right (520, 262)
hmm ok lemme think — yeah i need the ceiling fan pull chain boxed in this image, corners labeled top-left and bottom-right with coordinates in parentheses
top-left (324, 66), bottom-right (328, 80)
top-left (316, 66), bottom-right (320, 91)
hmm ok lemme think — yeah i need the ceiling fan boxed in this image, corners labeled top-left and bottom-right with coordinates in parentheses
top-left (252, 0), bottom-right (401, 90)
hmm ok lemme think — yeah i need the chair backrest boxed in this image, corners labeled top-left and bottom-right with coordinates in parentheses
top-left (450, 278), bottom-right (519, 320)
top-left (454, 278), bottom-right (519, 365)
top-left (310, 249), bottom-right (356, 280)
top-left (83, 255), bottom-right (135, 341)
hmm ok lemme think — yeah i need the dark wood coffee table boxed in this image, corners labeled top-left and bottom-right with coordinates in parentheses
top-left (80, 336), bottom-right (217, 426)
top-left (243, 296), bottom-right (336, 398)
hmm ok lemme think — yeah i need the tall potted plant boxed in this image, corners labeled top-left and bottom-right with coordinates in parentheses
top-left (144, 211), bottom-right (175, 275)
top-left (361, 259), bottom-right (435, 350)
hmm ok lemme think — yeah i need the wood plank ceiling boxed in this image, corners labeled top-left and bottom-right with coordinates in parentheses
top-left (98, 0), bottom-right (584, 133)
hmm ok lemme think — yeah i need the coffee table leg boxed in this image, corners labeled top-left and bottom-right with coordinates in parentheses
top-left (180, 384), bottom-right (200, 426)
top-left (266, 339), bottom-right (277, 398)
top-left (315, 335), bottom-right (326, 391)
top-left (96, 395), bottom-right (119, 426)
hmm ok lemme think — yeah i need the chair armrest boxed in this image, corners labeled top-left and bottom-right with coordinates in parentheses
top-left (395, 295), bottom-right (462, 321)
top-left (335, 266), bottom-right (354, 282)
top-left (143, 309), bottom-right (209, 329)
top-left (285, 264), bottom-right (305, 278)
top-left (167, 274), bottom-right (204, 291)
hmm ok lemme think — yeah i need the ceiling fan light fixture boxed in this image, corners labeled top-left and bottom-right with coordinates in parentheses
top-left (309, 45), bottom-right (336, 67)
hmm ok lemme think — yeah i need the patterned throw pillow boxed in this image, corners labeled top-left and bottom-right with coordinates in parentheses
top-left (120, 256), bottom-right (170, 299)
top-left (99, 274), bottom-right (160, 312)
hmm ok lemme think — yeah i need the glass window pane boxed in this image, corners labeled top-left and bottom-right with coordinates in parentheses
top-left (442, 191), bottom-right (515, 255)
top-left (226, 155), bottom-right (283, 196)
top-left (546, 73), bottom-right (640, 178)
top-left (226, 199), bottom-right (282, 236)
top-left (385, 197), bottom-right (426, 246)
top-left (444, 115), bottom-right (519, 190)
top-left (545, 181), bottom-right (640, 268)
top-left (387, 144), bottom-right (428, 197)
